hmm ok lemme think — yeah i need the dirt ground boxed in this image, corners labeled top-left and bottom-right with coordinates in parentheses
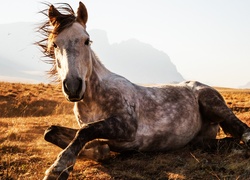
top-left (1, 82), bottom-right (250, 180)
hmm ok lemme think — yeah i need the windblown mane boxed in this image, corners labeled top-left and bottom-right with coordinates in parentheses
top-left (36, 3), bottom-right (76, 78)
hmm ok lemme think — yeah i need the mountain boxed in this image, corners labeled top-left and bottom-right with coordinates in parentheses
top-left (0, 22), bottom-right (50, 83)
top-left (90, 30), bottom-right (184, 84)
top-left (0, 23), bottom-right (184, 84)
top-left (239, 81), bottom-right (250, 89)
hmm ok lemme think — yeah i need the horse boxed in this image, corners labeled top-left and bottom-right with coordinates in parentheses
top-left (37, 2), bottom-right (250, 179)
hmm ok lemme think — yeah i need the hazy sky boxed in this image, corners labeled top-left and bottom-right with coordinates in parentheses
top-left (1, 0), bottom-right (250, 87)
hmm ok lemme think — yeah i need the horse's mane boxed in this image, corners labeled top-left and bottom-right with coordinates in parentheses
top-left (36, 3), bottom-right (76, 78)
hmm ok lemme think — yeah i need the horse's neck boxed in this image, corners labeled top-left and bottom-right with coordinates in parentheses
top-left (91, 51), bottom-right (110, 79)
top-left (84, 51), bottom-right (111, 100)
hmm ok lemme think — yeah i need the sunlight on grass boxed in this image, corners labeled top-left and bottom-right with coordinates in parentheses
top-left (0, 82), bottom-right (250, 179)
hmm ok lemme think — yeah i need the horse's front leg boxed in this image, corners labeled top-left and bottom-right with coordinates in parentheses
top-left (44, 125), bottom-right (78, 149)
top-left (43, 116), bottom-right (137, 180)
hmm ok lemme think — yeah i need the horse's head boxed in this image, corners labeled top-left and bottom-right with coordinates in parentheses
top-left (47, 2), bottom-right (91, 102)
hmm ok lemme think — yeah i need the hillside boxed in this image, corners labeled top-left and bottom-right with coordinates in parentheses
top-left (1, 82), bottom-right (249, 118)
top-left (1, 82), bottom-right (250, 179)
top-left (0, 23), bottom-right (49, 83)
top-left (240, 81), bottom-right (250, 89)
top-left (0, 82), bottom-right (71, 117)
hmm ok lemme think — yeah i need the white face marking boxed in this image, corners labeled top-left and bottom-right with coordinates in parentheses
top-left (54, 23), bottom-right (90, 79)
top-left (52, 23), bottom-right (92, 101)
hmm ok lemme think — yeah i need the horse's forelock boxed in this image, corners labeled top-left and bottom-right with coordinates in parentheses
top-left (36, 3), bottom-right (77, 79)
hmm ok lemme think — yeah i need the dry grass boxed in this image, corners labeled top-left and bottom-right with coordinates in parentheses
top-left (1, 82), bottom-right (250, 179)
top-left (0, 82), bottom-right (72, 117)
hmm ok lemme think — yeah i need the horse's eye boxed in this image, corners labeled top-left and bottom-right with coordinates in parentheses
top-left (85, 38), bottom-right (90, 45)
top-left (85, 38), bottom-right (92, 46)
top-left (53, 42), bottom-right (57, 48)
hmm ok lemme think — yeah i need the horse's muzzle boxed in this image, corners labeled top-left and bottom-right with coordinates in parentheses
top-left (63, 77), bottom-right (84, 102)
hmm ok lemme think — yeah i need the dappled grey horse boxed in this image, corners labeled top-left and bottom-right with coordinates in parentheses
top-left (37, 2), bottom-right (250, 179)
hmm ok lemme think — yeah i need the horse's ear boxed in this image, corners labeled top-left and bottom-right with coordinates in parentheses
top-left (76, 2), bottom-right (88, 26)
top-left (48, 5), bottom-right (61, 27)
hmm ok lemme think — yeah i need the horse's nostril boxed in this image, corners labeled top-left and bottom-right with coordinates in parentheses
top-left (63, 78), bottom-right (83, 100)
top-left (76, 78), bottom-right (83, 95)
top-left (63, 79), bottom-right (70, 94)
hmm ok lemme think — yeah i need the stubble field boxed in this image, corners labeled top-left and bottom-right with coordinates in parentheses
top-left (1, 82), bottom-right (250, 179)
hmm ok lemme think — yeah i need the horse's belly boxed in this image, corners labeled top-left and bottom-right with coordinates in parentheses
top-left (136, 130), bottom-right (198, 151)
top-left (136, 116), bottom-right (202, 151)
top-left (108, 115), bottom-right (202, 152)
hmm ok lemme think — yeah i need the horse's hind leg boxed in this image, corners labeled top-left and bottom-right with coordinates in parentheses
top-left (190, 136), bottom-right (243, 153)
top-left (44, 125), bottom-right (77, 149)
top-left (194, 81), bottom-right (250, 145)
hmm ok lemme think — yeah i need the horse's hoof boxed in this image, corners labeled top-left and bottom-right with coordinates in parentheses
top-left (44, 125), bottom-right (57, 141)
top-left (242, 132), bottom-right (250, 147)
top-left (43, 172), bottom-right (69, 180)
top-left (82, 144), bottom-right (110, 161)
top-left (43, 166), bottom-right (70, 180)
top-left (96, 144), bottom-right (111, 161)
top-left (43, 154), bottom-right (74, 180)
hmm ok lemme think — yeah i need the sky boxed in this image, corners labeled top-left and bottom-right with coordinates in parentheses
top-left (1, 0), bottom-right (250, 88)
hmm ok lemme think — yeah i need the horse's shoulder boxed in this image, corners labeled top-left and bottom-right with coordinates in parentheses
top-left (102, 74), bottom-right (136, 94)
